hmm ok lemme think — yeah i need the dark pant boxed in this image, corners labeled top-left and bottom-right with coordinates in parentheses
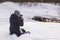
top-left (21, 28), bottom-right (26, 32)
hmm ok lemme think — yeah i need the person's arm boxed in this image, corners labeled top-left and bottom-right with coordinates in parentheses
top-left (18, 17), bottom-right (24, 26)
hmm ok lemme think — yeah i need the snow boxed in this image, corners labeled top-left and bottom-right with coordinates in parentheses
top-left (20, 3), bottom-right (59, 18)
top-left (0, 2), bottom-right (60, 40)
top-left (0, 22), bottom-right (60, 40)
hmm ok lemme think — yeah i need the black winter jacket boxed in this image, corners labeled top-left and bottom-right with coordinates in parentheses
top-left (9, 14), bottom-right (23, 34)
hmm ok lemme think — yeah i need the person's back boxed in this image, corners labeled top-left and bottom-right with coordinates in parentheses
top-left (9, 10), bottom-right (21, 37)
top-left (10, 14), bottom-right (19, 27)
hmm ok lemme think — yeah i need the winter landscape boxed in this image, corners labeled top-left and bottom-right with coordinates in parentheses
top-left (0, 2), bottom-right (60, 40)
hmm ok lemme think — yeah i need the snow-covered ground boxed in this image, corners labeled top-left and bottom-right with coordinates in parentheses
top-left (0, 2), bottom-right (60, 40)
top-left (0, 22), bottom-right (60, 40)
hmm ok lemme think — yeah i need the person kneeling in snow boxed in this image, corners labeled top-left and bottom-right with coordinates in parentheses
top-left (9, 10), bottom-right (30, 37)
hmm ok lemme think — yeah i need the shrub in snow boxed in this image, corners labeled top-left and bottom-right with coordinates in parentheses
top-left (32, 16), bottom-right (60, 23)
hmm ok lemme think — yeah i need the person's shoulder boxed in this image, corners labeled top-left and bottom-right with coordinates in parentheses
top-left (10, 14), bottom-right (15, 17)
top-left (11, 14), bottom-right (14, 16)
top-left (11, 14), bottom-right (16, 16)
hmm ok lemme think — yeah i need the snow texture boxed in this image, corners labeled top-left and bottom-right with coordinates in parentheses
top-left (0, 2), bottom-right (60, 40)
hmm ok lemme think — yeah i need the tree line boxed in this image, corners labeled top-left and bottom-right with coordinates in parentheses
top-left (0, 0), bottom-right (60, 3)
